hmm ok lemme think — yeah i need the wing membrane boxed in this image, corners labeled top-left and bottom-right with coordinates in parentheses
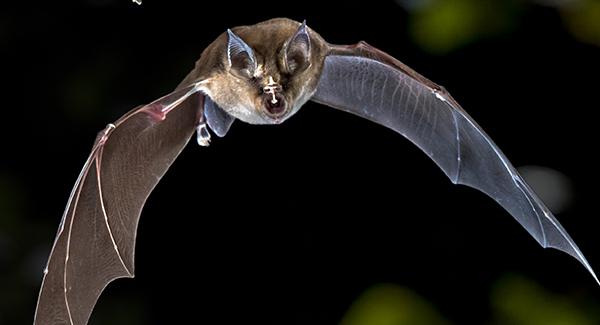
top-left (34, 85), bottom-right (203, 325)
top-left (312, 43), bottom-right (598, 283)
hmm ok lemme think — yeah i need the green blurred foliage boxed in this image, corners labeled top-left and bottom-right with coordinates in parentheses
top-left (407, 0), bottom-right (519, 54)
top-left (404, 0), bottom-right (600, 54)
top-left (561, 0), bottom-right (600, 46)
top-left (491, 274), bottom-right (600, 325)
top-left (340, 284), bottom-right (450, 325)
top-left (340, 276), bottom-right (600, 325)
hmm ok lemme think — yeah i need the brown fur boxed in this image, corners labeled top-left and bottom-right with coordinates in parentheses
top-left (179, 18), bottom-right (330, 124)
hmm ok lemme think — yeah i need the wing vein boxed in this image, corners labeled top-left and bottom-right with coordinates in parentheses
top-left (313, 50), bottom-right (598, 285)
top-left (516, 179), bottom-right (547, 246)
top-left (63, 155), bottom-right (97, 325)
top-left (34, 144), bottom-right (100, 324)
top-left (95, 148), bottom-right (132, 276)
top-left (451, 110), bottom-right (461, 184)
top-left (457, 110), bottom-right (551, 244)
top-left (390, 81), bottom-right (400, 110)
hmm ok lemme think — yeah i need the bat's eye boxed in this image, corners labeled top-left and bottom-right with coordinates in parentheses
top-left (229, 48), bottom-right (256, 79)
top-left (231, 60), bottom-right (254, 79)
top-left (286, 53), bottom-right (309, 74)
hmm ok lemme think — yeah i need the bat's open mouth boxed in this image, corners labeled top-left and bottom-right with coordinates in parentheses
top-left (263, 93), bottom-right (287, 118)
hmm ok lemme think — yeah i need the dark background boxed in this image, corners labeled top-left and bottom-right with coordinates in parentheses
top-left (1, 0), bottom-right (600, 324)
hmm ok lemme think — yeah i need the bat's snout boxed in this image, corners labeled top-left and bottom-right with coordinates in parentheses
top-left (260, 76), bottom-right (288, 121)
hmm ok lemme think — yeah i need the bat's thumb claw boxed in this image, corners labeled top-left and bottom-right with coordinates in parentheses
top-left (196, 123), bottom-right (211, 147)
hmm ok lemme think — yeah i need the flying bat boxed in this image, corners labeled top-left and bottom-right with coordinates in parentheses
top-left (33, 18), bottom-right (597, 325)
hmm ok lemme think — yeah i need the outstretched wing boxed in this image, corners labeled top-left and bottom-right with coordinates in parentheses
top-left (312, 42), bottom-right (598, 284)
top-left (34, 84), bottom-right (204, 325)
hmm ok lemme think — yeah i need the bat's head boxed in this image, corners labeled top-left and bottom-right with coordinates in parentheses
top-left (205, 19), bottom-right (325, 125)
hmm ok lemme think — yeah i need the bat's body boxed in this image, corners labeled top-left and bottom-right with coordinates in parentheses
top-left (34, 18), bottom-right (597, 325)
top-left (181, 19), bottom-right (328, 127)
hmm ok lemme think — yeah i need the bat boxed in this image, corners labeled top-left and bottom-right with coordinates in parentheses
top-left (33, 18), bottom-right (597, 325)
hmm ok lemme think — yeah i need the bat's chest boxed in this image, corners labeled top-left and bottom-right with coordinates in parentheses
top-left (204, 77), bottom-right (273, 125)
top-left (225, 104), bottom-right (269, 125)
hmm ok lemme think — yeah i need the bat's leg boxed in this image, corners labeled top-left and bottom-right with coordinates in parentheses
top-left (196, 117), bottom-right (211, 147)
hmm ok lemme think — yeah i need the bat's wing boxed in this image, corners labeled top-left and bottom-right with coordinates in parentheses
top-left (34, 84), bottom-right (204, 325)
top-left (311, 42), bottom-right (598, 284)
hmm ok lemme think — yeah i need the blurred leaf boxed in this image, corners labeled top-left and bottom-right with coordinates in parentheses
top-left (561, 0), bottom-right (600, 46)
top-left (491, 274), bottom-right (598, 325)
top-left (407, 0), bottom-right (518, 54)
top-left (340, 283), bottom-right (450, 325)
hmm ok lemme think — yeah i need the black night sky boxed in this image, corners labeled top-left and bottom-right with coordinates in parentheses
top-left (1, 1), bottom-right (600, 324)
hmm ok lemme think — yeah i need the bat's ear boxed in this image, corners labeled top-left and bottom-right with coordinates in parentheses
top-left (283, 20), bottom-right (311, 74)
top-left (226, 29), bottom-right (257, 78)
